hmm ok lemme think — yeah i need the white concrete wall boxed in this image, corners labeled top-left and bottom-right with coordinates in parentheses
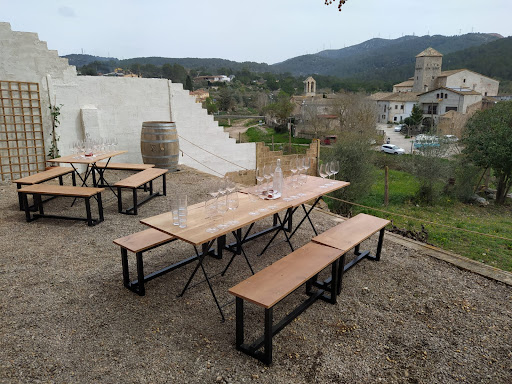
top-left (0, 22), bottom-right (255, 179)
top-left (443, 70), bottom-right (499, 97)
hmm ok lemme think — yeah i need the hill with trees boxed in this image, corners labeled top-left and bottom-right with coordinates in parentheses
top-left (62, 33), bottom-right (512, 93)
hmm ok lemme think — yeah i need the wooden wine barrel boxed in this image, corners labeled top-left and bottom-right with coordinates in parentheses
top-left (140, 121), bottom-right (179, 172)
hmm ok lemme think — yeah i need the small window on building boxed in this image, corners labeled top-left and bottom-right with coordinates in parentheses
top-left (393, 116), bottom-right (397, 121)
top-left (445, 107), bottom-right (458, 112)
top-left (395, 105), bottom-right (398, 109)
top-left (463, 79), bottom-right (466, 83)
top-left (485, 92), bottom-right (488, 96)
top-left (445, 93), bottom-right (448, 99)
top-left (383, 105), bottom-right (386, 112)
top-left (436, 93), bottom-right (439, 98)
top-left (417, 76), bottom-right (419, 80)
top-left (432, 76), bottom-right (435, 79)
top-left (427, 105), bottom-right (438, 115)
top-left (400, 105), bottom-right (404, 110)
top-left (382, 115), bottom-right (386, 119)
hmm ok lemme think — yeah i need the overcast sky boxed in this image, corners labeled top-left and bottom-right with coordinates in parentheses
top-left (1, 0), bottom-right (511, 65)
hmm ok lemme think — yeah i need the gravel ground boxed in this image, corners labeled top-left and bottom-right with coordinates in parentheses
top-left (1, 166), bottom-right (511, 384)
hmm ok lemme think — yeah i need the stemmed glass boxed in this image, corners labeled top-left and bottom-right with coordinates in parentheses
top-left (218, 178), bottom-right (227, 197)
top-left (263, 164), bottom-right (272, 196)
top-left (326, 161), bottom-right (335, 185)
top-left (319, 163), bottom-right (329, 188)
top-left (290, 157), bottom-right (298, 184)
top-left (216, 194), bottom-right (229, 229)
top-left (255, 167), bottom-right (264, 196)
top-left (248, 185), bottom-right (260, 216)
top-left (205, 197), bottom-right (219, 233)
top-left (226, 192), bottom-right (240, 226)
top-left (226, 178), bottom-right (236, 194)
top-left (331, 161), bottom-right (340, 181)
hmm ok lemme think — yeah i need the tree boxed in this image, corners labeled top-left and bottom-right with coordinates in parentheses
top-left (203, 97), bottom-right (218, 115)
top-left (185, 75), bottom-right (193, 91)
top-left (462, 101), bottom-right (512, 204)
top-left (324, 0), bottom-right (349, 12)
top-left (218, 87), bottom-right (235, 111)
top-left (263, 91), bottom-right (295, 129)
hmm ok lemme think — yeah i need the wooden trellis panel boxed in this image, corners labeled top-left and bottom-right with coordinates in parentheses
top-left (0, 80), bottom-right (46, 181)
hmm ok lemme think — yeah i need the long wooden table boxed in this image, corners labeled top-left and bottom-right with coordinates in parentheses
top-left (50, 151), bottom-right (127, 196)
top-left (140, 176), bottom-right (349, 320)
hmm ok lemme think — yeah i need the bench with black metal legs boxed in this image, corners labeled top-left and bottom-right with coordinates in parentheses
top-left (13, 167), bottom-right (76, 210)
top-left (311, 213), bottom-right (390, 295)
top-left (228, 242), bottom-right (344, 365)
top-left (228, 213), bottom-right (390, 365)
top-left (90, 162), bottom-right (155, 187)
top-left (113, 228), bottom-right (176, 296)
top-left (18, 184), bottom-right (104, 226)
top-left (114, 168), bottom-right (168, 215)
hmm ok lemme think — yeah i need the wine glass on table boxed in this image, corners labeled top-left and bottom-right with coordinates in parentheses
top-left (218, 177), bottom-right (227, 197)
top-left (216, 194), bottom-right (229, 229)
top-left (263, 164), bottom-right (272, 197)
top-left (205, 196), bottom-right (219, 233)
top-left (226, 192), bottom-right (240, 226)
top-left (248, 185), bottom-right (260, 216)
top-left (331, 161), bottom-right (340, 181)
top-left (255, 167), bottom-right (264, 196)
top-left (226, 178), bottom-right (236, 194)
top-left (326, 161), bottom-right (335, 185)
top-left (319, 163), bottom-right (329, 188)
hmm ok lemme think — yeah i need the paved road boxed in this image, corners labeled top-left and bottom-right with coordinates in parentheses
top-left (378, 123), bottom-right (415, 154)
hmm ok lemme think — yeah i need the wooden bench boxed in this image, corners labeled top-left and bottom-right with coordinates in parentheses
top-left (228, 213), bottom-right (390, 365)
top-left (114, 168), bottom-right (168, 215)
top-left (18, 184), bottom-right (104, 226)
top-left (113, 229), bottom-right (176, 296)
top-left (312, 213), bottom-right (390, 294)
top-left (90, 162), bottom-right (155, 188)
top-left (13, 167), bottom-right (76, 210)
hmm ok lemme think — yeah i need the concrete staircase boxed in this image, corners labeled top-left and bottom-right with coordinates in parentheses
top-left (170, 83), bottom-right (255, 176)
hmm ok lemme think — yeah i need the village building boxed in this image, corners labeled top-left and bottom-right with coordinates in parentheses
top-left (373, 47), bottom-right (500, 128)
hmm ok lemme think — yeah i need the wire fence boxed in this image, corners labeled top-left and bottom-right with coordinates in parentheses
top-left (323, 194), bottom-right (512, 242)
top-left (176, 136), bottom-right (511, 243)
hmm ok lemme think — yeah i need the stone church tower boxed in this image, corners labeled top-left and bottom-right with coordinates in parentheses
top-left (304, 76), bottom-right (316, 96)
top-left (412, 47), bottom-right (443, 93)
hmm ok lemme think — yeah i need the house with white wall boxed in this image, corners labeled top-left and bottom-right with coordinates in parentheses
top-left (371, 47), bottom-right (499, 127)
top-left (418, 87), bottom-right (482, 123)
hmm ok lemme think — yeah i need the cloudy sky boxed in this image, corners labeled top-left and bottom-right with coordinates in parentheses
top-left (1, 0), bottom-right (511, 64)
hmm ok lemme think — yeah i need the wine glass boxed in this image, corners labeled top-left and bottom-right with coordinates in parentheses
top-left (331, 161), bottom-right (340, 181)
top-left (255, 167), bottom-right (264, 195)
top-left (226, 178), bottom-right (236, 194)
top-left (263, 164), bottom-right (272, 196)
top-left (319, 163), bottom-right (329, 188)
top-left (326, 161), bottom-right (335, 185)
top-left (226, 192), bottom-right (240, 226)
top-left (248, 185), bottom-right (260, 216)
top-left (218, 178), bottom-right (227, 197)
top-left (303, 157), bottom-right (311, 184)
top-left (205, 197), bottom-right (219, 233)
top-left (216, 194), bottom-right (229, 229)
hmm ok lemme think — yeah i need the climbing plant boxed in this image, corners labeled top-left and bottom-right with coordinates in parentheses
top-left (48, 103), bottom-right (63, 159)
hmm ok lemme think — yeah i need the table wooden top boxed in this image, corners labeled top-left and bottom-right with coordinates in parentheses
top-left (141, 176), bottom-right (349, 246)
top-left (240, 176), bottom-right (349, 208)
top-left (49, 150), bottom-right (127, 165)
top-left (228, 242), bottom-right (342, 308)
top-left (312, 213), bottom-right (390, 252)
top-left (140, 193), bottom-right (292, 246)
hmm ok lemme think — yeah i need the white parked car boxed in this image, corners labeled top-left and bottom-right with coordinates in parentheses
top-left (381, 144), bottom-right (405, 155)
top-left (394, 125), bottom-right (403, 132)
